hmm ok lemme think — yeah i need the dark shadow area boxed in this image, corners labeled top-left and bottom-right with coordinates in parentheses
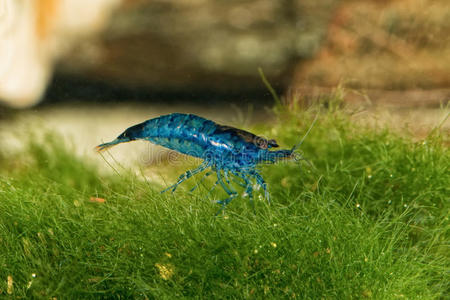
top-left (42, 74), bottom-right (281, 108)
top-left (0, 105), bottom-right (18, 121)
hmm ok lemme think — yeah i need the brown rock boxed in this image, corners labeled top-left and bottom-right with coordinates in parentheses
top-left (59, 0), bottom-right (337, 93)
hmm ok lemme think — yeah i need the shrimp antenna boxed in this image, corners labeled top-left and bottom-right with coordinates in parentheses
top-left (291, 112), bottom-right (319, 152)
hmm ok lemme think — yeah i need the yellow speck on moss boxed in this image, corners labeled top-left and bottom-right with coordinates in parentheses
top-left (7, 275), bottom-right (13, 294)
top-left (155, 263), bottom-right (174, 280)
top-left (281, 177), bottom-right (291, 188)
top-left (362, 289), bottom-right (373, 298)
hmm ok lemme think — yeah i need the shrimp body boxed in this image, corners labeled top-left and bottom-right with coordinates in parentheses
top-left (97, 113), bottom-right (303, 211)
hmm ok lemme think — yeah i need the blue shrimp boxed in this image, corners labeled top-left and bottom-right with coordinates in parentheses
top-left (96, 113), bottom-right (315, 211)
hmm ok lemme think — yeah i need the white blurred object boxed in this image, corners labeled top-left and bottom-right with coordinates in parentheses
top-left (0, 0), bottom-right (121, 108)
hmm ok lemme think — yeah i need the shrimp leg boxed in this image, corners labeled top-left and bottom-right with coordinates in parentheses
top-left (215, 170), bottom-right (238, 214)
top-left (161, 161), bottom-right (209, 193)
top-left (241, 174), bottom-right (254, 201)
top-left (229, 171), bottom-right (247, 188)
top-left (207, 180), bottom-right (219, 197)
top-left (190, 171), bottom-right (213, 192)
top-left (231, 172), bottom-right (255, 211)
top-left (251, 171), bottom-right (270, 204)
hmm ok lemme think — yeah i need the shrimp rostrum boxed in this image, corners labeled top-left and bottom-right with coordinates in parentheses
top-left (96, 113), bottom-right (315, 210)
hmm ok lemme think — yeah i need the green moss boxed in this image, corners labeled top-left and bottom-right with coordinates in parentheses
top-left (0, 102), bottom-right (448, 299)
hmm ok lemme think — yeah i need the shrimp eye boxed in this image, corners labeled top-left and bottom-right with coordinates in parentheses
top-left (254, 137), bottom-right (268, 149)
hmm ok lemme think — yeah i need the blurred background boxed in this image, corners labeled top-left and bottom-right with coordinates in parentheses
top-left (0, 0), bottom-right (449, 167)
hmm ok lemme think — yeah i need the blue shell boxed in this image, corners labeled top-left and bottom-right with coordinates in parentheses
top-left (97, 113), bottom-right (294, 212)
